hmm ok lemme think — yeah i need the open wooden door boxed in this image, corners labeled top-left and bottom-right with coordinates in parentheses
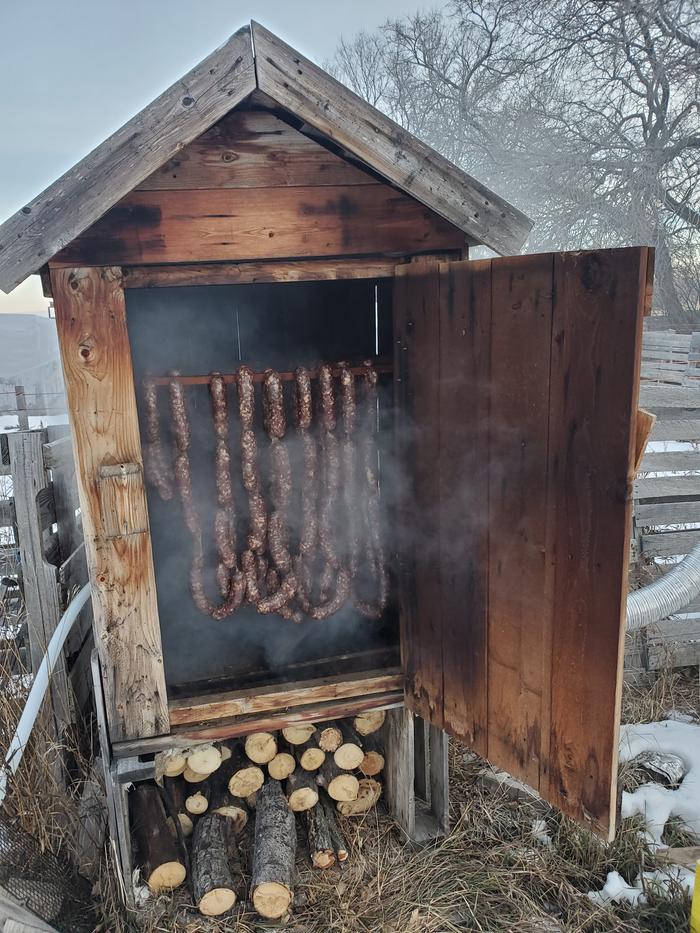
top-left (394, 247), bottom-right (652, 840)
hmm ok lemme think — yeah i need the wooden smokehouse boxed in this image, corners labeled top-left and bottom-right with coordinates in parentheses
top-left (0, 20), bottom-right (651, 894)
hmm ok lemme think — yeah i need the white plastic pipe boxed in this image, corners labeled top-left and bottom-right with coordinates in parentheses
top-left (0, 583), bottom-right (91, 807)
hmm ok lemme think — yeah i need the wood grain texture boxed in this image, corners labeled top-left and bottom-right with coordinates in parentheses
top-left (51, 266), bottom-right (168, 742)
top-left (545, 248), bottom-right (647, 838)
top-left (53, 184), bottom-right (465, 267)
top-left (487, 254), bottom-right (554, 789)
top-left (169, 670), bottom-right (402, 727)
top-left (122, 257), bottom-right (398, 288)
top-left (439, 259), bottom-right (490, 754)
top-left (136, 109), bottom-right (377, 190)
top-left (394, 261), bottom-right (443, 725)
top-left (383, 707), bottom-right (415, 839)
top-left (0, 27), bottom-right (255, 293)
top-left (251, 22), bottom-right (531, 255)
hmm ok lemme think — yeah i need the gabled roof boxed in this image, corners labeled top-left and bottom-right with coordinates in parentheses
top-left (0, 22), bottom-right (532, 294)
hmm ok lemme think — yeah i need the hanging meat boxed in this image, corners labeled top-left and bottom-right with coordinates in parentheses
top-left (237, 365), bottom-right (268, 606)
top-left (142, 379), bottom-right (173, 501)
top-left (169, 375), bottom-right (243, 620)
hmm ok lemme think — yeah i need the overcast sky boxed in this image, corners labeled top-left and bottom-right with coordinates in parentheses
top-left (0, 0), bottom-right (418, 314)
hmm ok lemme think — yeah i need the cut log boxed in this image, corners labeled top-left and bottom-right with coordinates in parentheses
top-left (162, 751), bottom-right (187, 777)
top-left (246, 791), bottom-right (258, 809)
top-left (317, 759), bottom-right (359, 802)
top-left (359, 733), bottom-right (385, 777)
top-left (220, 744), bottom-right (232, 761)
top-left (336, 778), bottom-right (382, 816)
top-left (227, 744), bottom-right (265, 798)
top-left (303, 803), bottom-right (336, 869)
top-left (245, 731), bottom-right (278, 764)
top-left (191, 812), bottom-right (238, 917)
top-left (319, 792), bottom-right (348, 862)
top-left (207, 754), bottom-right (249, 833)
top-left (286, 767), bottom-right (319, 812)
top-left (353, 709), bottom-right (386, 736)
top-left (131, 782), bottom-right (186, 893)
top-left (185, 790), bottom-right (209, 815)
top-left (334, 722), bottom-right (364, 770)
top-left (183, 766), bottom-right (210, 783)
top-left (251, 779), bottom-right (296, 919)
top-left (187, 743), bottom-right (222, 776)
top-left (268, 751), bottom-right (296, 781)
top-left (318, 725), bottom-right (343, 753)
top-left (295, 737), bottom-right (326, 772)
top-left (282, 723), bottom-right (316, 745)
top-left (174, 813), bottom-right (194, 838)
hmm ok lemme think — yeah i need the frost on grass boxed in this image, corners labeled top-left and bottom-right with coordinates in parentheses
top-left (619, 720), bottom-right (700, 846)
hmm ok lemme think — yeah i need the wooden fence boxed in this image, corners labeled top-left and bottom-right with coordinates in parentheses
top-left (0, 427), bottom-right (92, 732)
top-left (628, 330), bottom-right (700, 675)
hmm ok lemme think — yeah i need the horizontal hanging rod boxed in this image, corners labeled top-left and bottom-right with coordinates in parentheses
top-left (148, 359), bottom-right (393, 387)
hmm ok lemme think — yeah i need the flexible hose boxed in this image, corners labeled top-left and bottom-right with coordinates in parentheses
top-left (627, 540), bottom-right (700, 632)
top-left (0, 583), bottom-right (91, 807)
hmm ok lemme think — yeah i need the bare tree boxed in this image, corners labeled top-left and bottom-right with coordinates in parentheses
top-left (333, 0), bottom-right (700, 325)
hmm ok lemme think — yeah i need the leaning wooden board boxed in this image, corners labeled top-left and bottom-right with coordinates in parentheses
top-left (395, 247), bottom-right (649, 839)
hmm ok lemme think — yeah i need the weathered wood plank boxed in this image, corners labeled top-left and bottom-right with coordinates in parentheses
top-left (634, 409), bottom-right (656, 473)
top-left (169, 669), bottom-right (402, 727)
top-left (635, 475), bottom-right (700, 500)
top-left (123, 257), bottom-right (398, 288)
top-left (439, 259), bottom-right (490, 754)
top-left (546, 248), bottom-right (646, 839)
top-left (487, 253), bottom-right (555, 790)
top-left (394, 261), bottom-right (443, 725)
top-left (383, 707), bottom-right (415, 839)
top-left (136, 109), bottom-right (377, 190)
top-left (639, 450), bottom-right (700, 472)
top-left (53, 185), bottom-right (465, 267)
top-left (636, 500), bottom-right (700, 525)
top-left (640, 529), bottom-right (700, 557)
top-left (251, 22), bottom-right (531, 255)
top-left (639, 385), bottom-right (700, 410)
top-left (650, 419), bottom-right (700, 441)
top-left (0, 27), bottom-right (256, 293)
top-left (51, 266), bottom-right (168, 742)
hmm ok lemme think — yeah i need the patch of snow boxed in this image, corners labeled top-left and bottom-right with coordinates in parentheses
top-left (531, 818), bottom-right (552, 847)
top-left (620, 720), bottom-right (700, 845)
top-left (587, 866), bottom-right (694, 906)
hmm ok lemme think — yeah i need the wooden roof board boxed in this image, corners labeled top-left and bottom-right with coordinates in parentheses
top-left (0, 21), bottom-right (532, 294)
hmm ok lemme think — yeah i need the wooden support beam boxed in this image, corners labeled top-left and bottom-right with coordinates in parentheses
top-left (51, 266), bottom-right (168, 742)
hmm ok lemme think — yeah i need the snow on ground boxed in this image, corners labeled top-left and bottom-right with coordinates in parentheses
top-left (619, 720), bottom-right (700, 846)
top-left (588, 867), bottom-right (695, 906)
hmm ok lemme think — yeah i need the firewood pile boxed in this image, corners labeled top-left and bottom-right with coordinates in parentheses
top-left (130, 709), bottom-right (387, 920)
top-left (142, 361), bottom-right (388, 623)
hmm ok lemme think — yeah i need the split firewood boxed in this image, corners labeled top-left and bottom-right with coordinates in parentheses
top-left (227, 744), bottom-right (265, 798)
top-left (202, 744), bottom-right (249, 832)
top-left (245, 731), bottom-right (278, 764)
top-left (131, 782), bottom-right (186, 893)
top-left (162, 777), bottom-right (194, 838)
top-left (316, 759), bottom-right (359, 802)
top-left (282, 723), bottom-right (316, 745)
top-left (268, 750), bottom-right (296, 781)
top-left (319, 792), bottom-right (348, 862)
top-left (333, 722), bottom-right (364, 770)
top-left (359, 733), bottom-right (385, 777)
top-left (336, 778), bottom-right (382, 816)
top-left (286, 767), bottom-right (319, 812)
top-left (295, 737), bottom-right (326, 772)
top-left (185, 790), bottom-right (209, 816)
top-left (353, 709), bottom-right (386, 736)
top-left (186, 744), bottom-right (222, 776)
top-left (251, 779), bottom-right (296, 920)
top-left (191, 812), bottom-right (238, 917)
top-left (318, 725), bottom-right (343, 753)
top-left (303, 803), bottom-right (336, 869)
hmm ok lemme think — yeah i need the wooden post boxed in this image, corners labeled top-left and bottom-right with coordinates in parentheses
top-left (50, 266), bottom-right (168, 742)
top-left (14, 386), bottom-right (29, 431)
top-left (8, 429), bottom-right (70, 730)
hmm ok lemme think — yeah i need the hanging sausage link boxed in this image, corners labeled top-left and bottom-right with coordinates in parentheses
top-left (237, 366), bottom-right (268, 605)
top-left (142, 379), bottom-right (173, 501)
